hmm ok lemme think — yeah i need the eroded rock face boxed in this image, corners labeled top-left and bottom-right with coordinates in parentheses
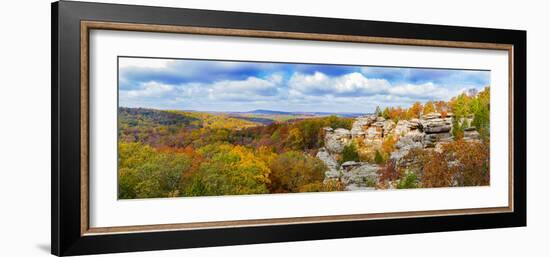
top-left (355, 115), bottom-right (397, 148)
top-left (340, 161), bottom-right (380, 190)
top-left (391, 130), bottom-right (424, 166)
top-left (351, 116), bottom-right (376, 137)
top-left (316, 147), bottom-right (340, 181)
top-left (420, 113), bottom-right (453, 148)
top-left (424, 132), bottom-right (453, 148)
top-left (463, 129), bottom-right (481, 141)
top-left (394, 120), bottom-right (411, 136)
top-left (318, 112), bottom-right (482, 191)
top-left (324, 127), bottom-right (351, 154)
top-left (382, 120), bottom-right (396, 137)
top-left (423, 119), bottom-right (452, 133)
top-left (409, 119), bottom-right (422, 130)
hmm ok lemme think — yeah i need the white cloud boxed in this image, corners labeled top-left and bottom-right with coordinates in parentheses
top-left (288, 71), bottom-right (458, 102)
top-left (207, 74), bottom-right (282, 101)
top-left (120, 74), bottom-right (286, 107)
top-left (288, 72), bottom-right (390, 97)
top-left (388, 82), bottom-right (453, 100)
top-left (121, 81), bottom-right (175, 98)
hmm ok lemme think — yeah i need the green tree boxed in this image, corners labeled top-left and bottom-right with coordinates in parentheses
top-left (382, 107), bottom-right (390, 120)
top-left (452, 119), bottom-right (464, 139)
top-left (450, 93), bottom-right (471, 118)
top-left (397, 171), bottom-right (419, 189)
top-left (470, 87), bottom-right (490, 140)
top-left (374, 150), bottom-right (384, 164)
top-left (375, 106), bottom-right (382, 117)
top-left (341, 143), bottom-right (360, 164)
top-left (325, 115), bottom-right (353, 130)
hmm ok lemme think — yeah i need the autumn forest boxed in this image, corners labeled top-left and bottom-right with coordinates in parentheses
top-left (118, 87), bottom-right (490, 199)
top-left (118, 57), bottom-right (491, 199)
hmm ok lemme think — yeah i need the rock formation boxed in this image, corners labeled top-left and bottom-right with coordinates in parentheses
top-left (316, 147), bottom-right (340, 181)
top-left (420, 112), bottom-right (453, 149)
top-left (323, 127), bottom-right (352, 154)
top-left (340, 161), bottom-right (379, 191)
top-left (317, 111), bottom-right (482, 191)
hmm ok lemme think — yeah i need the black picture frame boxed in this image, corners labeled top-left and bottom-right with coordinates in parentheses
top-left (51, 1), bottom-right (526, 256)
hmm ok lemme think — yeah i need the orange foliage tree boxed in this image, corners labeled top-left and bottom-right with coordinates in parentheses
top-left (407, 102), bottom-right (423, 119)
top-left (444, 140), bottom-right (490, 186)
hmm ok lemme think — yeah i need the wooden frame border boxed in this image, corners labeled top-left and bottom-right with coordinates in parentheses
top-left (53, 2), bottom-right (526, 255)
top-left (79, 20), bottom-right (515, 236)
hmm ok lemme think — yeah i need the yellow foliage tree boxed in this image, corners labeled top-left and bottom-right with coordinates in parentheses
top-left (423, 101), bottom-right (435, 114)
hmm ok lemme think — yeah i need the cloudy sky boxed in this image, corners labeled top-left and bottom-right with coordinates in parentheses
top-left (119, 57), bottom-right (490, 113)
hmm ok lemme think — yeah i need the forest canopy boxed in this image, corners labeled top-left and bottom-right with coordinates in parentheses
top-left (118, 87), bottom-right (490, 199)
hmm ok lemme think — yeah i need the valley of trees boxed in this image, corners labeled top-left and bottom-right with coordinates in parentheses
top-left (118, 109), bottom-right (352, 198)
top-left (118, 87), bottom-right (490, 199)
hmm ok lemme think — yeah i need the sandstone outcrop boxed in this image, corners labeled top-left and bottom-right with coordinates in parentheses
top-left (463, 127), bottom-right (481, 141)
top-left (316, 147), bottom-right (340, 181)
top-left (420, 112), bottom-right (453, 148)
top-left (317, 111), bottom-right (483, 191)
top-left (391, 130), bottom-right (424, 166)
top-left (324, 127), bottom-right (351, 154)
top-left (340, 161), bottom-right (379, 190)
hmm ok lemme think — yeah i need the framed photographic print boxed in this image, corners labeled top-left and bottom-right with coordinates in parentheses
top-left (51, 1), bottom-right (526, 256)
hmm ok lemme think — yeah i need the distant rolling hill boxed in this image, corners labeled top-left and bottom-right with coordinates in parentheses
top-left (245, 109), bottom-right (293, 115)
top-left (240, 109), bottom-right (368, 118)
top-left (118, 107), bottom-right (199, 128)
top-left (225, 109), bottom-right (369, 125)
top-left (118, 107), bottom-right (369, 129)
top-left (119, 107), bottom-right (261, 131)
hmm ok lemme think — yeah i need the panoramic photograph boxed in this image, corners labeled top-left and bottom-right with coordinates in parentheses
top-left (117, 57), bottom-right (491, 199)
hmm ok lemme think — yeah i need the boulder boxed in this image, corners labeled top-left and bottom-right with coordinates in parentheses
top-left (394, 120), bottom-right (411, 136)
top-left (395, 131), bottom-right (424, 148)
top-left (382, 120), bottom-right (396, 137)
top-left (424, 125), bottom-right (452, 133)
top-left (324, 127), bottom-right (351, 154)
top-left (365, 126), bottom-right (382, 139)
top-left (340, 161), bottom-right (364, 172)
top-left (409, 119), bottom-right (422, 129)
top-left (391, 131), bottom-right (424, 165)
top-left (323, 127), bottom-right (334, 133)
top-left (463, 130), bottom-right (481, 141)
top-left (422, 118), bottom-right (452, 133)
top-left (341, 162), bottom-right (380, 190)
top-left (334, 128), bottom-right (352, 136)
top-left (424, 132), bottom-right (453, 148)
top-left (317, 147), bottom-right (339, 171)
top-left (351, 115), bottom-right (376, 137)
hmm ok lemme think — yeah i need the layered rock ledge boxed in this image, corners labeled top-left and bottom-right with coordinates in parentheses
top-left (316, 112), bottom-right (481, 190)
